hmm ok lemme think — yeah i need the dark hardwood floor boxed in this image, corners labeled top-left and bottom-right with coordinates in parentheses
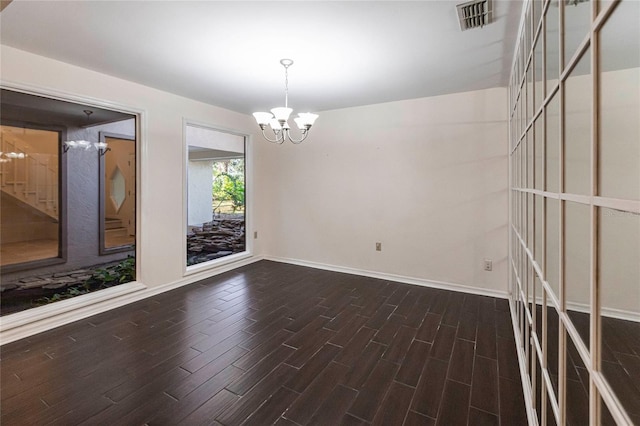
top-left (0, 260), bottom-right (527, 425)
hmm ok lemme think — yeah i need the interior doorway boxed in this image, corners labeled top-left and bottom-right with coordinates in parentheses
top-left (99, 133), bottom-right (136, 252)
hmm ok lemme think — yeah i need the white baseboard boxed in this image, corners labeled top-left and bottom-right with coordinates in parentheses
top-left (0, 282), bottom-right (147, 339)
top-left (529, 296), bottom-right (640, 324)
top-left (0, 255), bottom-right (264, 345)
top-left (566, 301), bottom-right (640, 323)
top-left (264, 256), bottom-right (509, 299)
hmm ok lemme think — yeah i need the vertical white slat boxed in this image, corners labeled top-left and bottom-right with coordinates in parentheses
top-left (557, 0), bottom-right (567, 423)
top-left (540, 4), bottom-right (551, 421)
top-left (589, 0), bottom-right (600, 424)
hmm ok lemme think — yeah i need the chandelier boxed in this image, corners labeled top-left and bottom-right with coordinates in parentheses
top-left (63, 110), bottom-right (111, 156)
top-left (253, 59), bottom-right (318, 144)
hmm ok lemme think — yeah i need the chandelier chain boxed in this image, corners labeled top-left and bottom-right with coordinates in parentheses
top-left (284, 65), bottom-right (289, 108)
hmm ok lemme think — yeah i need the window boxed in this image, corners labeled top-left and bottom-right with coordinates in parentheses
top-left (0, 89), bottom-right (138, 316)
top-left (185, 124), bottom-right (247, 268)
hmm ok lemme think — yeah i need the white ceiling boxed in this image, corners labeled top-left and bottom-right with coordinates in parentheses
top-left (0, 1), bottom-right (523, 114)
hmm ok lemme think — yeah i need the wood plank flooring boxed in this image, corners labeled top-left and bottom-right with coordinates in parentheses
top-left (0, 260), bottom-right (527, 425)
top-left (0, 239), bottom-right (58, 266)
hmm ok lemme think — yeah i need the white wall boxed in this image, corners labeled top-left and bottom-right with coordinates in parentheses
top-left (0, 45), bottom-right (262, 292)
top-left (256, 88), bottom-right (510, 295)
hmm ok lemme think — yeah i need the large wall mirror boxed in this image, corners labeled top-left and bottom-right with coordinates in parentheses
top-left (0, 89), bottom-right (138, 316)
top-left (509, 0), bottom-right (639, 424)
top-left (185, 124), bottom-right (246, 268)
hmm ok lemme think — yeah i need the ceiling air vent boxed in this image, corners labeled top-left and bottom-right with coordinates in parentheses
top-left (456, 0), bottom-right (492, 31)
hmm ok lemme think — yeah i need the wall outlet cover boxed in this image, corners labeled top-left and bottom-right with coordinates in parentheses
top-left (484, 259), bottom-right (493, 271)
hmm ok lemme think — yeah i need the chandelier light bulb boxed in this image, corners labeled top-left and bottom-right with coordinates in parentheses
top-left (297, 113), bottom-right (319, 127)
top-left (293, 117), bottom-right (305, 130)
top-left (270, 107), bottom-right (292, 122)
top-left (253, 112), bottom-right (273, 127)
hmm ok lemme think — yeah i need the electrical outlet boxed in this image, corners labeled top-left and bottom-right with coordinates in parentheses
top-left (254, 231), bottom-right (258, 239)
top-left (376, 242), bottom-right (382, 251)
top-left (484, 259), bottom-right (493, 271)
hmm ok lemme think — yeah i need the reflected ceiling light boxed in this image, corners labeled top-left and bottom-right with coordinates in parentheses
top-left (93, 141), bottom-right (110, 156)
top-left (253, 59), bottom-right (318, 145)
top-left (63, 110), bottom-right (111, 156)
top-left (64, 140), bottom-right (91, 151)
top-left (0, 151), bottom-right (27, 162)
top-left (4, 152), bottom-right (26, 159)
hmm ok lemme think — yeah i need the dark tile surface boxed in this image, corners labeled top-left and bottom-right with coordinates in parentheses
top-left (600, 316), bottom-right (640, 423)
top-left (0, 260), bottom-right (527, 425)
top-left (531, 306), bottom-right (640, 425)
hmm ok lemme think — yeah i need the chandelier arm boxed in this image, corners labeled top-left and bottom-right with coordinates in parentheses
top-left (285, 129), bottom-right (310, 144)
top-left (261, 129), bottom-right (285, 144)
